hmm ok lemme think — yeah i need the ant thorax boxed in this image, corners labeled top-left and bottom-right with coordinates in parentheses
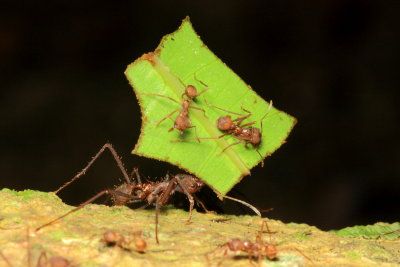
top-left (112, 183), bottom-right (134, 205)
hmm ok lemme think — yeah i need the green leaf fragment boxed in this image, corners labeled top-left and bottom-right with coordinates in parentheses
top-left (125, 17), bottom-right (296, 194)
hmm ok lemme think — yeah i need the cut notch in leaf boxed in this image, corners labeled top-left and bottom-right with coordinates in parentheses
top-left (125, 17), bottom-right (296, 195)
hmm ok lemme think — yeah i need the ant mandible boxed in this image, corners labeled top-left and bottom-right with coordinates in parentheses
top-left (35, 143), bottom-right (261, 244)
top-left (140, 76), bottom-right (208, 135)
top-left (173, 100), bottom-right (273, 167)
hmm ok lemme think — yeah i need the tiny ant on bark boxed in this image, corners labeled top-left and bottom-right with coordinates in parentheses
top-left (102, 230), bottom-right (147, 253)
top-left (0, 227), bottom-right (71, 267)
top-left (172, 100), bottom-right (273, 167)
top-left (140, 76), bottom-right (208, 135)
top-left (208, 220), bottom-right (277, 264)
top-left (35, 143), bottom-right (261, 244)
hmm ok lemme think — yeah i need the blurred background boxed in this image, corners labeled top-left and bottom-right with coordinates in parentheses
top-left (1, 1), bottom-right (398, 231)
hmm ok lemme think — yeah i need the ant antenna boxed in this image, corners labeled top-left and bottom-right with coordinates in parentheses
top-left (260, 100), bottom-right (273, 133)
top-left (218, 193), bottom-right (261, 217)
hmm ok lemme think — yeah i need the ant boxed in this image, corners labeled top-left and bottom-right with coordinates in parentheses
top-left (172, 100), bottom-right (273, 167)
top-left (140, 76), bottom-right (208, 135)
top-left (208, 220), bottom-right (277, 264)
top-left (35, 143), bottom-right (261, 244)
top-left (0, 228), bottom-right (71, 267)
top-left (101, 230), bottom-right (147, 253)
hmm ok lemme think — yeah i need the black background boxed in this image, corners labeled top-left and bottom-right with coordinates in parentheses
top-left (1, 1), bottom-right (399, 231)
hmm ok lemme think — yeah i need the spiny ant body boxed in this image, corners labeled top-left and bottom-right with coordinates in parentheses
top-left (141, 78), bottom-right (208, 135)
top-left (35, 143), bottom-right (260, 244)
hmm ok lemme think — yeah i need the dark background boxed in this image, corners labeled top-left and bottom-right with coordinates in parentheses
top-left (1, 1), bottom-right (399, 231)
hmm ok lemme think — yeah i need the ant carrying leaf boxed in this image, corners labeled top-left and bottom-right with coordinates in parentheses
top-left (35, 143), bottom-right (260, 244)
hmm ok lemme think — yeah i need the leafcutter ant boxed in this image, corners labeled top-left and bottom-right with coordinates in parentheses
top-left (209, 220), bottom-right (316, 266)
top-left (208, 220), bottom-right (277, 264)
top-left (35, 143), bottom-right (261, 244)
top-left (0, 227), bottom-right (71, 267)
top-left (172, 100), bottom-right (273, 167)
top-left (102, 230), bottom-right (147, 253)
top-left (140, 76), bottom-right (208, 135)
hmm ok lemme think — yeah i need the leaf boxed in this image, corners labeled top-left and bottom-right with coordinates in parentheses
top-left (125, 17), bottom-right (296, 194)
top-left (334, 222), bottom-right (400, 240)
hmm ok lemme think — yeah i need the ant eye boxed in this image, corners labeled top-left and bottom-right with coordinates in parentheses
top-left (190, 184), bottom-right (196, 188)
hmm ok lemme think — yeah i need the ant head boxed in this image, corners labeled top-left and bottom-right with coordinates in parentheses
top-left (217, 116), bottom-right (233, 131)
top-left (185, 85), bottom-right (198, 99)
top-left (227, 238), bottom-right (244, 250)
top-left (176, 174), bottom-right (204, 193)
top-left (251, 128), bottom-right (262, 147)
top-left (264, 243), bottom-right (277, 260)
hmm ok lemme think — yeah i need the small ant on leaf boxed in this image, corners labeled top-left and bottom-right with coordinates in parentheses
top-left (173, 100), bottom-right (273, 167)
top-left (140, 75), bottom-right (208, 135)
top-left (102, 230), bottom-right (147, 253)
top-left (35, 143), bottom-right (260, 244)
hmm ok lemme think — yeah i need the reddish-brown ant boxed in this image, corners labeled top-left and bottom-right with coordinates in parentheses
top-left (208, 220), bottom-right (277, 264)
top-left (102, 230), bottom-right (147, 253)
top-left (35, 143), bottom-right (260, 244)
top-left (0, 227), bottom-right (71, 267)
top-left (173, 100), bottom-right (273, 167)
top-left (140, 76), bottom-right (208, 135)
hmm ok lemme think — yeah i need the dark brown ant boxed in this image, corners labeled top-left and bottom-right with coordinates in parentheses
top-left (173, 100), bottom-right (273, 167)
top-left (102, 230), bottom-right (147, 253)
top-left (35, 143), bottom-right (260, 244)
top-left (140, 76), bottom-right (208, 135)
top-left (209, 220), bottom-right (277, 264)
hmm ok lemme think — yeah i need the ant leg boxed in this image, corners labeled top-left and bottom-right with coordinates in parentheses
top-left (37, 251), bottom-right (48, 267)
top-left (35, 189), bottom-right (132, 232)
top-left (204, 99), bottom-right (244, 116)
top-left (175, 177), bottom-right (195, 224)
top-left (0, 251), bottom-right (12, 267)
top-left (192, 73), bottom-right (209, 96)
top-left (149, 109), bottom-right (179, 127)
top-left (188, 105), bottom-right (206, 114)
top-left (26, 227), bottom-right (31, 267)
top-left (154, 198), bottom-right (161, 244)
top-left (129, 167), bottom-right (142, 185)
top-left (140, 93), bottom-right (180, 105)
top-left (255, 149), bottom-right (264, 168)
top-left (171, 133), bottom-right (227, 143)
top-left (193, 195), bottom-right (215, 214)
top-left (54, 143), bottom-right (130, 194)
top-left (216, 141), bottom-right (243, 156)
